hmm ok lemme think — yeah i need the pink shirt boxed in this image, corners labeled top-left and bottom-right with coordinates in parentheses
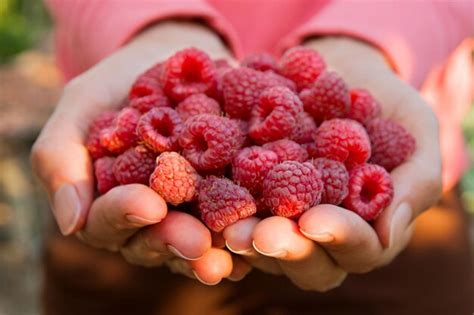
top-left (45, 0), bottom-right (473, 190)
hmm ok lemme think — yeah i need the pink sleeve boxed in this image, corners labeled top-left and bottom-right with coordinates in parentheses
top-left (45, 0), bottom-right (240, 80)
top-left (286, 0), bottom-right (473, 88)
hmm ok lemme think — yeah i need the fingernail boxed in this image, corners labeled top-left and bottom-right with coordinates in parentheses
top-left (125, 214), bottom-right (160, 226)
top-left (53, 184), bottom-right (82, 235)
top-left (228, 273), bottom-right (248, 282)
top-left (388, 203), bottom-right (412, 248)
top-left (225, 241), bottom-right (254, 255)
top-left (252, 241), bottom-right (287, 258)
top-left (167, 245), bottom-right (201, 261)
top-left (299, 230), bottom-right (335, 243)
top-left (192, 270), bottom-right (221, 286)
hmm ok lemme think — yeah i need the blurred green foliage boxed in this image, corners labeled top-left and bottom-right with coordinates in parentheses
top-left (461, 104), bottom-right (474, 214)
top-left (0, 0), bottom-right (50, 63)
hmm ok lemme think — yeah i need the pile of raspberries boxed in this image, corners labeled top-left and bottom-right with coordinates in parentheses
top-left (87, 47), bottom-right (416, 232)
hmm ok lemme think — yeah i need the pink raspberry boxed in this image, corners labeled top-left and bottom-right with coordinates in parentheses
top-left (263, 70), bottom-right (297, 91)
top-left (343, 163), bottom-right (394, 221)
top-left (249, 86), bottom-right (303, 144)
top-left (176, 93), bottom-right (221, 122)
top-left (129, 63), bottom-right (170, 113)
top-left (241, 53), bottom-right (279, 72)
top-left (289, 111), bottom-right (317, 144)
top-left (198, 176), bottom-right (257, 232)
top-left (94, 156), bottom-right (119, 194)
top-left (232, 146), bottom-right (279, 195)
top-left (311, 158), bottom-right (349, 205)
top-left (279, 46), bottom-right (326, 91)
top-left (300, 71), bottom-right (350, 125)
top-left (314, 119), bottom-right (371, 170)
top-left (112, 146), bottom-right (157, 185)
top-left (160, 48), bottom-right (217, 102)
top-left (150, 152), bottom-right (201, 205)
top-left (86, 111), bottom-right (117, 160)
top-left (179, 114), bottom-right (243, 172)
top-left (137, 107), bottom-right (183, 153)
top-left (263, 139), bottom-right (308, 162)
top-left (263, 161), bottom-right (323, 218)
top-left (347, 88), bottom-right (381, 124)
top-left (366, 118), bottom-right (416, 171)
top-left (100, 107), bottom-right (140, 154)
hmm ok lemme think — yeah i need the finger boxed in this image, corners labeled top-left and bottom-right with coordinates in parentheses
top-left (253, 216), bottom-right (347, 291)
top-left (190, 248), bottom-right (233, 285)
top-left (228, 256), bottom-right (253, 282)
top-left (78, 184), bottom-right (167, 251)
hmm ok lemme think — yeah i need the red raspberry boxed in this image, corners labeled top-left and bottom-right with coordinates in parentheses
top-left (300, 71), bottom-right (350, 125)
top-left (249, 86), bottom-right (303, 144)
top-left (112, 146), bottom-right (156, 185)
top-left (94, 156), bottom-right (119, 194)
top-left (343, 163), bottom-right (394, 221)
top-left (86, 111), bottom-right (117, 160)
top-left (263, 70), bottom-right (297, 91)
top-left (198, 176), bottom-right (257, 232)
top-left (314, 119), bottom-right (371, 170)
top-left (176, 93), bottom-right (221, 121)
top-left (137, 107), bottom-right (183, 153)
top-left (129, 63), bottom-right (170, 113)
top-left (302, 142), bottom-right (318, 159)
top-left (179, 114), bottom-right (243, 172)
top-left (160, 48), bottom-right (217, 102)
top-left (263, 139), bottom-right (308, 162)
top-left (232, 146), bottom-right (279, 195)
top-left (241, 53), bottom-right (279, 72)
top-left (263, 161), bottom-right (323, 218)
top-left (150, 152), bottom-right (201, 205)
top-left (289, 111), bottom-right (317, 144)
top-left (366, 118), bottom-right (416, 171)
top-left (279, 46), bottom-right (326, 91)
top-left (100, 107), bottom-right (140, 154)
top-left (347, 88), bottom-right (381, 124)
top-left (311, 158), bottom-right (349, 205)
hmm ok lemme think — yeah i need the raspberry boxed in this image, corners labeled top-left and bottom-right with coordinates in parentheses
top-left (198, 176), bottom-right (257, 232)
top-left (214, 58), bottom-right (231, 68)
top-left (314, 119), bottom-right (371, 170)
top-left (129, 63), bottom-right (170, 113)
top-left (300, 71), bottom-right (350, 125)
top-left (263, 139), bottom-right (308, 162)
top-left (112, 146), bottom-right (157, 185)
top-left (249, 86), bottom-right (303, 144)
top-left (137, 107), bottom-right (183, 152)
top-left (179, 114), bottom-right (243, 171)
top-left (176, 93), bottom-right (221, 121)
top-left (263, 70), bottom-right (297, 91)
top-left (86, 111), bottom-right (117, 160)
top-left (302, 142), bottom-right (318, 159)
top-left (289, 111), bottom-right (317, 144)
top-left (263, 161), bottom-right (323, 218)
top-left (343, 163), bottom-right (394, 221)
top-left (366, 118), bottom-right (416, 171)
top-left (279, 46), bottom-right (326, 91)
top-left (150, 152), bottom-right (201, 205)
top-left (160, 48), bottom-right (217, 102)
top-left (311, 158), bottom-right (349, 205)
top-left (241, 53), bottom-right (279, 72)
top-left (232, 146), bottom-right (279, 195)
top-left (94, 157), bottom-right (119, 194)
top-left (347, 88), bottom-right (381, 124)
top-left (100, 107), bottom-right (140, 154)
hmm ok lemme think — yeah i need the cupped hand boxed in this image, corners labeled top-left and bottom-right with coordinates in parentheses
top-left (224, 37), bottom-right (442, 290)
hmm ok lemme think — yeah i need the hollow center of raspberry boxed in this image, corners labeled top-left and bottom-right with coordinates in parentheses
top-left (193, 134), bottom-right (209, 152)
top-left (132, 86), bottom-right (153, 97)
top-left (153, 116), bottom-right (174, 137)
top-left (182, 59), bottom-right (203, 83)
top-left (360, 180), bottom-right (380, 203)
top-left (259, 101), bottom-right (274, 121)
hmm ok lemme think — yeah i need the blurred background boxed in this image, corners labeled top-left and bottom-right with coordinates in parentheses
top-left (0, 1), bottom-right (472, 314)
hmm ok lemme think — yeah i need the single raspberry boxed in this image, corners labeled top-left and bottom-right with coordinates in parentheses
top-left (263, 70), bottom-right (297, 91)
top-left (150, 152), bottom-right (201, 205)
top-left (289, 111), bottom-right (317, 144)
top-left (112, 146), bottom-right (156, 185)
top-left (311, 158), bottom-right (349, 205)
top-left (129, 63), bottom-right (170, 113)
top-left (366, 118), bottom-right (416, 171)
top-left (279, 46), bottom-right (326, 91)
top-left (198, 176), bottom-right (257, 232)
top-left (249, 86), bottom-right (303, 144)
top-left (347, 88), bottom-right (381, 124)
top-left (263, 161), bottom-right (323, 218)
top-left (100, 107), bottom-right (140, 154)
top-left (137, 107), bottom-right (183, 153)
top-left (160, 48), bottom-right (217, 102)
top-left (176, 93), bottom-right (221, 121)
top-left (300, 71), bottom-right (350, 125)
top-left (86, 111), bottom-right (117, 160)
top-left (129, 87), bottom-right (170, 114)
top-left (314, 119), bottom-right (371, 170)
top-left (232, 146), bottom-right (279, 195)
top-left (94, 156), bottom-right (119, 194)
top-left (343, 163), bottom-right (394, 221)
top-left (263, 139), bottom-right (308, 162)
top-left (241, 53), bottom-right (279, 72)
top-left (179, 114), bottom-right (243, 171)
